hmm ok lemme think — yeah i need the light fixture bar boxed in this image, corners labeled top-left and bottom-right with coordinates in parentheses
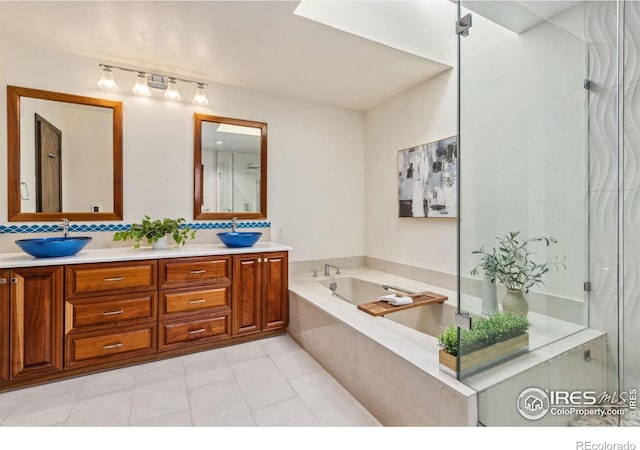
top-left (98, 63), bottom-right (208, 104)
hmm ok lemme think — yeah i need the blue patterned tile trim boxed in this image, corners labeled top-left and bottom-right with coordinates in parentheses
top-left (0, 221), bottom-right (270, 234)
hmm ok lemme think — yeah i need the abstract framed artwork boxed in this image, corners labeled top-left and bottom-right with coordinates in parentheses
top-left (398, 135), bottom-right (457, 218)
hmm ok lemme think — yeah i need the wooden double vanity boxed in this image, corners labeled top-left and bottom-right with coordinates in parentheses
top-left (0, 244), bottom-right (289, 392)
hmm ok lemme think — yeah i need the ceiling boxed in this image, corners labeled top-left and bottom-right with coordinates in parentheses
top-left (0, 1), bottom-right (455, 111)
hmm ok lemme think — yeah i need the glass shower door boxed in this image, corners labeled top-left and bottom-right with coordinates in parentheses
top-left (456, 1), bottom-right (591, 425)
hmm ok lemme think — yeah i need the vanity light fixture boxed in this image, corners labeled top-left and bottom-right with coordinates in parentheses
top-left (132, 72), bottom-right (151, 96)
top-left (97, 63), bottom-right (208, 105)
top-left (193, 83), bottom-right (209, 105)
top-left (97, 66), bottom-right (118, 91)
top-left (164, 78), bottom-right (181, 101)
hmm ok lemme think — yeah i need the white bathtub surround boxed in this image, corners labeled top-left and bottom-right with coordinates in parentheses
top-left (289, 266), bottom-right (602, 426)
top-left (289, 256), bottom-right (365, 276)
top-left (289, 267), bottom-right (476, 426)
top-left (364, 256), bottom-right (456, 291)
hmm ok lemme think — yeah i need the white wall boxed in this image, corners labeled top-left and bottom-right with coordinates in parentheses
top-left (0, 37), bottom-right (365, 262)
top-left (363, 69), bottom-right (458, 275)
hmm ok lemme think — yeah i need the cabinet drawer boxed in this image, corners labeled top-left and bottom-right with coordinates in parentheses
top-left (65, 293), bottom-right (156, 333)
top-left (65, 324), bottom-right (156, 368)
top-left (160, 256), bottom-right (230, 288)
top-left (67, 261), bottom-right (157, 298)
top-left (161, 287), bottom-right (229, 318)
top-left (159, 314), bottom-right (230, 350)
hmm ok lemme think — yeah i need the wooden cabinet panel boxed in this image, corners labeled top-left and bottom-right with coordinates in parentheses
top-left (0, 271), bottom-right (9, 383)
top-left (232, 255), bottom-right (262, 336)
top-left (160, 256), bottom-right (230, 289)
top-left (65, 292), bottom-right (156, 333)
top-left (159, 314), bottom-right (230, 350)
top-left (161, 287), bottom-right (229, 318)
top-left (67, 260), bottom-right (157, 298)
top-left (262, 252), bottom-right (289, 331)
top-left (66, 324), bottom-right (156, 368)
top-left (10, 266), bottom-right (63, 379)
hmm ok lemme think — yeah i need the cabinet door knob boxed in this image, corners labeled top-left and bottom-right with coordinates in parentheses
top-left (0, 278), bottom-right (6, 284)
top-left (102, 309), bottom-right (124, 316)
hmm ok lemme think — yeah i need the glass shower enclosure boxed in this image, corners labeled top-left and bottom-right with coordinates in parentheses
top-left (456, 0), bottom-right (638, 427)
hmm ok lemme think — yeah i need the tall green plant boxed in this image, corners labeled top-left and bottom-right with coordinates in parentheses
top-left (113, 215), bottom-right (196, 248)
top-left (471, 231), bottom-right (565, 292)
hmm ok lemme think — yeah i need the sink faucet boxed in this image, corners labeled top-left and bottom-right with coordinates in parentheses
top-left (61, 218), bottom-right (70, 238)
top-left (231, 217), bottom-right (238, 232)
top-left (324, 263), bottom-right (341, 276)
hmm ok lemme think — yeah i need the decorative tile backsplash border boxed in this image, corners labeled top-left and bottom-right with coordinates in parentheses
top-left (0, 221), bottom-right (270, 234)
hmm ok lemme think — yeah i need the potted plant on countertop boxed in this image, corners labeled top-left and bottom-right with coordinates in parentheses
top-left (471, 231), bottom-right (565, 316)
top-left (113, 215), bottom-right (196, 249)
top-left (438, 312), bottom-right (529, 376)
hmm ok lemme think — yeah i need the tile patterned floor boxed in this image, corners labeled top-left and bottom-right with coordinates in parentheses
top-left (0, 334), bottom-right (381, 427)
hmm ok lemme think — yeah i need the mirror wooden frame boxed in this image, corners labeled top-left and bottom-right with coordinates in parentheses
top-left (7, 85), bottom-right (123, 221)
top-left (193, 113), bottom-right (267, 220)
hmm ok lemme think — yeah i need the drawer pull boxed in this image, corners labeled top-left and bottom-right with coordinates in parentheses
top-left (188, 328), bottom-right (206, 335)
top-left (102, 309), bottom-right (124, 316)
top-left (102, 342), bottom-right (123, 350)
top-left (103, 276), bottom-right (124, 282)
top-left (189, 269), bottom-right (206, 275)
top-left (188, 299), bottom-right (206, 305)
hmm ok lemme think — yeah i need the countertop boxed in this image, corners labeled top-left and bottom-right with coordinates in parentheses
top-left (0, 241), bottom-right (292, 268)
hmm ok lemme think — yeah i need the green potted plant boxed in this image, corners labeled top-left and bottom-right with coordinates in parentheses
top-left (113, 215), bottom-right (196, 249)
top-left (471, 231), bottom-right (565, 315)
top-left (438, 312), bottom-right (529, 376)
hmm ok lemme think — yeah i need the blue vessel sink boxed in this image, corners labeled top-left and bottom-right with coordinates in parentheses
top-left (217, 232), bottom-right (262, 248)
top-left (15, 236), bottom-right (92, 258)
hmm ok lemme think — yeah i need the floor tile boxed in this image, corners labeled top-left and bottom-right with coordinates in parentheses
top-left (130, 378), bottom-right (189, 425)
top-left (183, 347), bottom-right (233, 390)
top-left (134, 408), bottom-right (193, 427)
top-left (253, 396), bottom-right (319, 426)
top-left (290, 370), bottom-right (381, 426)
top-left (0, 334), bottom-right (378, 427)
top-left (189, 378), bottom-right (255, 426)
top-left (66, 389), bottom-right (134, 426)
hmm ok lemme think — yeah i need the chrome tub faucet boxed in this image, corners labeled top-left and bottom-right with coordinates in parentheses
top-left (324, 263), bottom-right (341, 276)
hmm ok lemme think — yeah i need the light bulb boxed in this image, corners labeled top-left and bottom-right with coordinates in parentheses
top-left (97, 66), bottom-right (118, 91)
top-left (132, 73), bottom-right (151, 96)
top-left (164, 78), bottom-right (181, 101)
top-left (192, 83), bottom-right (208, 105)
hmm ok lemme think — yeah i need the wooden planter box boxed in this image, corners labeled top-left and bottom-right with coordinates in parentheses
top-left (439, 333), bottom-right (529, 377)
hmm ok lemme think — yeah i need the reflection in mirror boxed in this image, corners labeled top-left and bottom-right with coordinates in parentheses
top-left (7, 86), bottom-right (123, 221)
top-left (194, 114), bottom-right (267, 220)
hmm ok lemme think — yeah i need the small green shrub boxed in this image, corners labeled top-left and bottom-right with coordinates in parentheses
top-left (438, 312), bottom-right (529, 357)
top-left (113, 215), bottom-right (196, 248)
top-left (470, 231), bottom-right (565, 292)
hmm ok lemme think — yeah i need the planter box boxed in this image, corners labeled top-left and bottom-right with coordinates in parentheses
top-left (439, 333), bottom-right (529, 377)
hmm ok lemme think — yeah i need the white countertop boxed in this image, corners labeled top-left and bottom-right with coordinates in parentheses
top-left (0, 241), bottom-right (292, 268)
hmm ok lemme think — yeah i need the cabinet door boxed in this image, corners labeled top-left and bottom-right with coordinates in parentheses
top-left (232, 254), bottom-right (262, 336)
top-left (10, 266), bottom-right (64, 379)
top-left (262, 252), bottom-right (288, 331)
top-left (0, 271), bottom-right (9, 383)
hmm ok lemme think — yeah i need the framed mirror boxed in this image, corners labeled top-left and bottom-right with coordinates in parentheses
top-left (7, 85), bottom-right (123, 221)
top-left (194, 113), bottom-right (267, 220)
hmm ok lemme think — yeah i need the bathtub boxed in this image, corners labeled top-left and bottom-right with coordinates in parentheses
top-left (288, 267), bottom-right (478, 426)
top-left (318, 276), bottom-right (455, 339)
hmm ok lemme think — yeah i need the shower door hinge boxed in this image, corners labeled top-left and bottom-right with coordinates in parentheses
top-left (456, 13), bottom-right (472, 37)
top-left (584, 281), bottom-right (591, 292)
top-left (583, 79), bottom-right (591, 90)
top-left (455, 312), bottom-right (472, 330)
